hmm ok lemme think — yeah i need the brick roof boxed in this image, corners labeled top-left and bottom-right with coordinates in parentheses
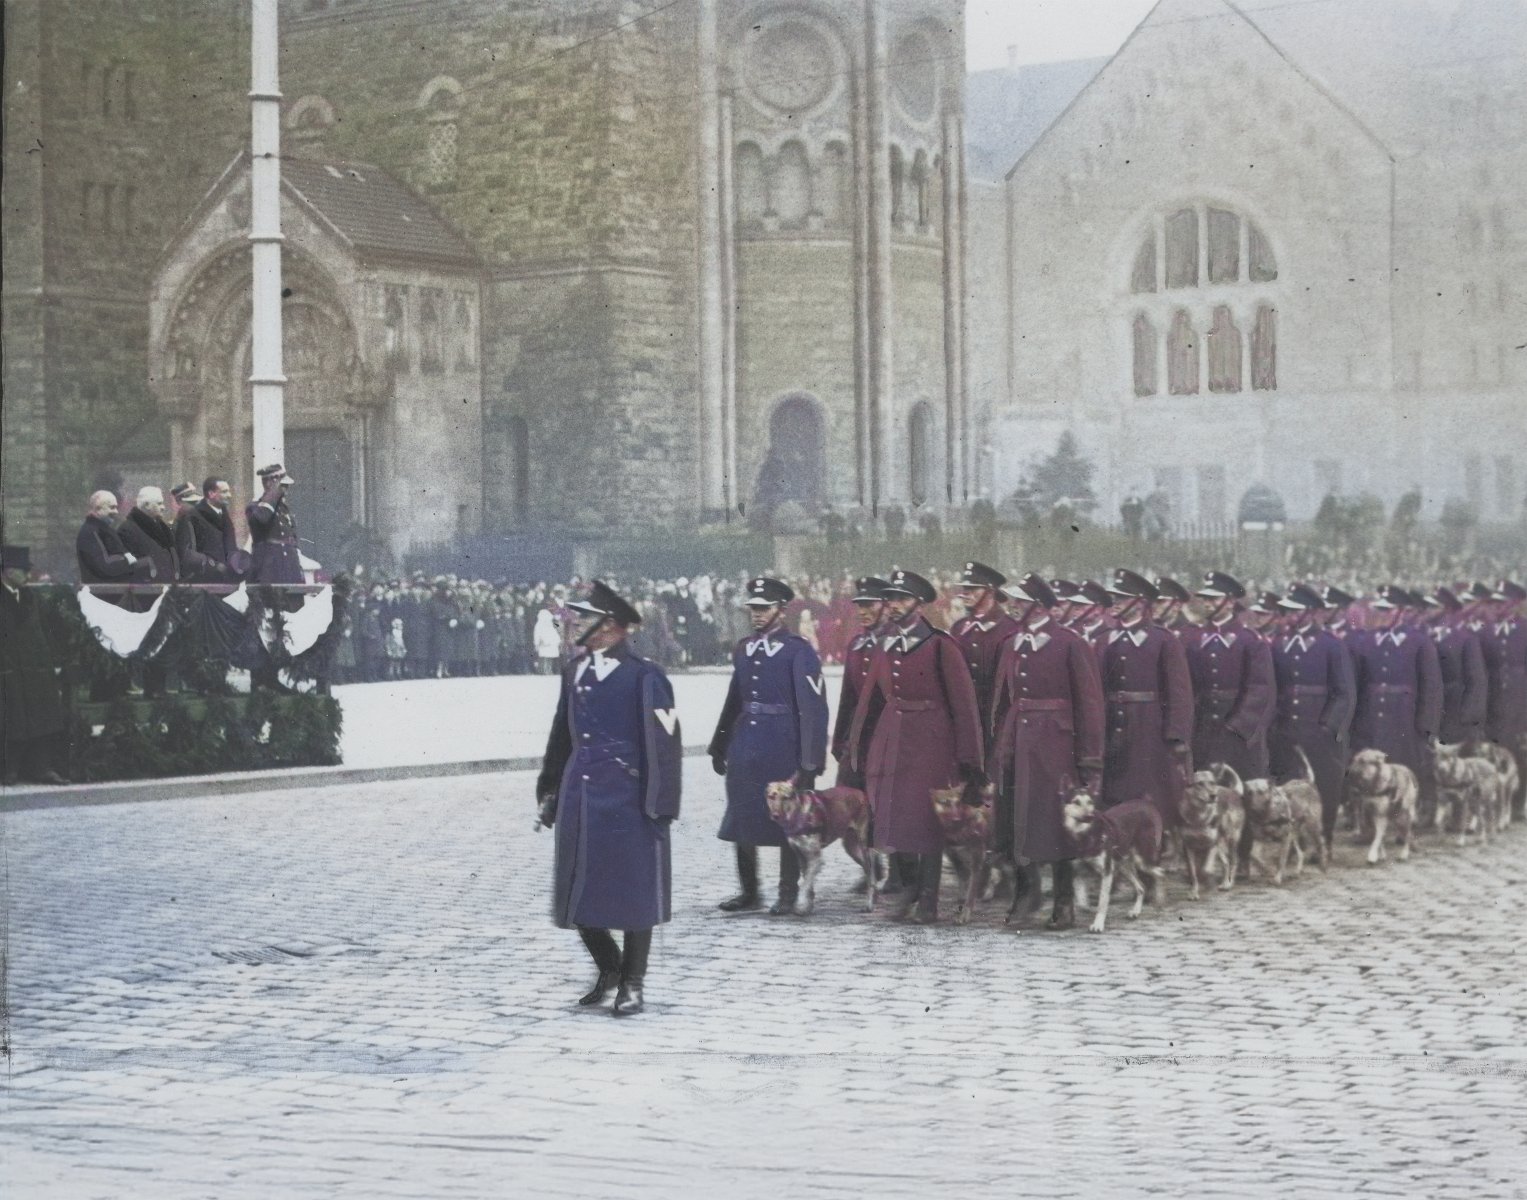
top-left (283, 158), bottom-right (478, 267)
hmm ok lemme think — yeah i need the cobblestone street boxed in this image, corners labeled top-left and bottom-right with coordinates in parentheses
top-left (4, 760), bottom-right (1526, 1198)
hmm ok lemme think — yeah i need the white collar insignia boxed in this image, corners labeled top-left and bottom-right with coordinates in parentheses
top-left (653, 707), bottom-right (679, 736)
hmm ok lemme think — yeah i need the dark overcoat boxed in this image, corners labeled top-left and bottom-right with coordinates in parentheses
top-left (709, 630), bottom-right (829, 846)
top-left (988, 620), bottom-right (1105, 862)
top-left (1099, 622), bottom-right (1194, 827)
top-left (1268, 627), bottom-right (1356, 814)
top-left (536, 643), bottom-right (682, 931)
top-left (0, 585), bottom-right (68, 744)
top-left (246, 487), bottom-right (304, 584)
top-left (847, 618), bottom-right (984, 854)
top-left (1348, 627), bottom-right (1443, 774)
top-left (831, 624), bottom-right (882, 786)
top-left (76, 515), bottom-right (154, 587)
top-left (1183, 619), bottom-right (1275, 780)
top-left (1474, 617), bottom-right (1527, 749)
top-left (118, 508), bottom-right (180, 586)
top-left (1429, 623), bottom-right (1488, 745)
top-left (174, 501), bottom-right (242, 582)
top-left (950, 609), bottom-right (1020, 736)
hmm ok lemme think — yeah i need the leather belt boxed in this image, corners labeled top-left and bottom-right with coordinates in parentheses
top-left (892, 699), bottom-right (936, 712)
top-left (745, 701), bottom-right (791, 715)
top-left (1365, 684), bottom-right (1414, 694)
top-left (1015, 698), bottom-right (1070, 712)
top-left (1108, 691), bottom-right (1157, 703)
top-left (1205, 688), bottom-right (1240, 700)
top-left (1290, 685), bottom-right (1328, 694)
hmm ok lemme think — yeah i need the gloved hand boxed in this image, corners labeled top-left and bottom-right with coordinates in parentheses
top-left (957, 762), bottom-right (988, 788)
top-left (711, 755), bottom-right (727, 777)
top-left (790, 770), bottom-right (817, 791)
top-left (535, 793), bottom-right (558, 830)
top-left (1080, 768), bottom-right (1103, 796)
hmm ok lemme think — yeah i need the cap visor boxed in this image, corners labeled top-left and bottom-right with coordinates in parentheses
top-left (744, 597), bottom-right (779, 607)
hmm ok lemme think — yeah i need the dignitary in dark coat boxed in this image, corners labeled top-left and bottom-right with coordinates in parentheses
top-left (1348, 586), bottom-right (1443, 781)
top-left (76, 489), bottom-right (155, 603)
top-left (1, 546), bottom-right (69, 785)
top-left (1098, 570), bottom-right (1194, 829)
top-left (949, 561), bottom-right (1020, 736)
top-left (174, 478), bottom-right (245, 583)
top-left (989, 574), bottom-right (1105, 929)
top-left (1423, 587), bottom-right (1488, 746)
top-left (1268, 584), bottom-right (1356, 843)
top-left (118, 486), bottom-right (180, 588)
top-left (847, 569), bottom-right (984, 922)
top-left (709, 576), bottom-right (830, 914)
top-left (831, 576), bottom-right (890, 789)
top-left (535, 581), bottom-right (682, 1017)
top-left (246, 463), bottom-right (304, 585)
top-left (1182, 572), bottom-right (1275, 783)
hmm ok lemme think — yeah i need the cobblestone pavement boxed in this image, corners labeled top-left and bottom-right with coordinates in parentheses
top-left (3, 760), bottom-right (1525, 1199)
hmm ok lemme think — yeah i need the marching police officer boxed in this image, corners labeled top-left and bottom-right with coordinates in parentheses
top-left (1349, 584), bottom-right (1443, 794)
top-left (1183, 572), bottom-right (1275, 787)
top-left (535, 581), bottom-right (683, 1016)
top-left (831, 577), bottom-right (891, 790)
top-left (1269, 583), bottom-right (1356, 848)
top-left (989, 573), bottom-right (1105, 929)
top-left (1423, 587), bottom-right (1488, 748)
top-left (709, 577), bottom-right (829, 915)
top-left (1152, 577), bottom-right (1193, 633)
top-left (847, 569), bottom-right (984, 923)
top-left (1098, 570), bottom-right (1194, 830)
top-left (949, 561), bottom-right (1019, 734)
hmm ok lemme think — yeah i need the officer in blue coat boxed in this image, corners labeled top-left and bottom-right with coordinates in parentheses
top-left (536, 580), bottom-right (682, 1017)
top-left (709, 576), bottom-right (830, 915)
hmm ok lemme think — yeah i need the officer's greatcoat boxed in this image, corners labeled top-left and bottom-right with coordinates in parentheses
top-left (537, 643), bottom-right (682, 930)
top-left (1099, 622), bottom-right (1194, 827)
top-left (246, 488), bottom-right (304, 584)
top-left (1268, 626), bottom-right (1356, 823)
top-left (1182, 618), bottom-right (1275, 781)
top-left (1429, 622), bottom-right (1488, 745)
top-left (832, 624), bottom-right (882, 787)
top-left (709, 630), bottom-right (829, 847)
top-left (1348, 626), bottom-right (1443, 775)
top-left (847, 617), bottom-right (984, 855)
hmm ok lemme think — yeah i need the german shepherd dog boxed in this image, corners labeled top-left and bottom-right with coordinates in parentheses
top-left (931, 783), bottom-right (1006, 925)
top-left (764, 782), bottom-right (878, 916)
top-left (1179, 769), bottom-right (1246, 898)
top-left (1344, 749), bottom-right (1419, 865)
top-left (1061, 792), bottom-right (1165, 933)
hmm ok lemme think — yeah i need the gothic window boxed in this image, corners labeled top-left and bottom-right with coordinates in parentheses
top-left (819, 142), bottom-right (849, 228)
top-left (735, 142), bottom-right (767, 227)
top-left (890, 145), bottom-right (906, 227)
top-left (384, 289), bottom-right (407, 371)
top-left (773, 141), bottom-right (811, 227)
top-left (1131, 239), bottom-right (1156, 294)
top-left (908, 401), bottom-right (935, 506)
top-left (418, 77), bottom-right (463, 192)
top-left (1249, 223), bottom-right (1278, 281)
top-left (1165, 209), bottom-right (1197, 288)
top-left (1207, 306), bottom-right (1242, 393)
top-left (1207, 208), bottom-right (1240, 284)
top-left (911, 151), bottom-right (930, 229)
top-left (287, 95), bottom-right (337, 161)
top-left (1251, 305), bottom-right (1277, 390)
top-left (1168, 310), bottom-right (1198, 395)
top-left (418, 291), bottom-right (444, 374)
top-left (453, 293), bottom-right (475, 370)
top-left (1132, 313), bottom-right (1157, 397)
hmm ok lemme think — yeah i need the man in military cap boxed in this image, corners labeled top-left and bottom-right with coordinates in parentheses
top-left (949, 561), bottom-right (1019, 737)
top-left (846, 569), bottom-right (984, 922)
top-left (1322, 585), bottom-right (1358, 638)
top-left (1243, 592), bottom-right (1285, 637)
top-left (831, 577), bottom-right (890, 789)
top-left (1075, 582), bottom-right (1117, 662)
top-left (247, 463), bottom-right (304, 586)
top-left (1422, 587), bottom-right (1488, 748)
top-left (1473, 581), bottom-right (1527, 813)
top-left (1269, 584), bottom-right (1356, 848)
top-left (536, 580), bottom-right (682, 1017)
top-left (709, 576), bottom-right (829, 915)
top-left (1348, 584), bottom-right (1443, 800)
top-left (1049, 581), bottom-right (1086, 630)
top-left (1183, 572), bottom-right (1275, 786)
top-left (1, 546), bottom-right (69, 785)
top-left (989, 573), bottom-right (1105, 929)
top-left (1098, 570), bottom-right (1194, 830)
top-left (1152, 577), bottom-right (1193, 633)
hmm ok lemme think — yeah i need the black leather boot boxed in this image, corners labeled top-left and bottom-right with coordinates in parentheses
top-left (1007, 861), bottom-right (1044, 923)
top-left (576, 926), bottom-right (621, 1006)
top-left (719, 844), bottom-right (763, 911)
top-left (613, 929), bottom-right (651, 1017)
top-left (912, 852), bottom-right (942, 924)
top-left (1046, 861), bottom-right (1076, 930)
top-left (770, 845), bottom-right (802, 915)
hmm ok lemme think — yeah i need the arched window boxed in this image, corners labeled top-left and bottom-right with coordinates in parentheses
top-left (1129, 203), bottom-right (1278, 395)
top-left (453, 294), bottom-right (475, 370)
top-left (418, 291), bottom-right (444, 374)
top-left (773, 141), bottom-right (811, 227)
top-left (911, 151), bottom-right (930, 229)
top-left (418, 77), bottom-right (462, 192)
top-left (819, 141), bottom-right (849, 227)
top-left (1168, 310), bottom-right (1198, 395)
top-left (889, 145), bottom-right (906, 227)
top-left (735, 142), bottom-right (767, 227)
top-left (1133, 314), bottom-right (1158, 397)
top-left (908, 401), bottom-right (935, 506)
top-left (287, 95), bottom-right (337, 161)
top-left (384, 289), bottom-right (407, 371)
top-left (1206, 306), bottom-right (1242, 393)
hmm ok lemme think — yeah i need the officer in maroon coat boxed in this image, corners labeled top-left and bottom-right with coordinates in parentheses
top-left (1269, 583), bottom-right (1356, 845)
top-left (847, 569), bottom-right (984, 923)
top-left (1152, 577), bottom-right (1193, 634)
top-left (1098, 570), bottom-right (1194, 829)
top-left (1183, 572), bottom-right (1276, 784)
top-left (1423, 586), bottom-right (1488, 746)
top-left (831, 576), bottom-right (890, 788)
top-left (1348, 584), bottom-right (1443, 783)
top-left (989, 573), bottom-right (1105, 930)
top-left (949, 561), bottom-right (1019, 736)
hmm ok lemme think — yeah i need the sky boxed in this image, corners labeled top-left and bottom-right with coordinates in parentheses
top-left (965, 0), bottom-right (1161, 71)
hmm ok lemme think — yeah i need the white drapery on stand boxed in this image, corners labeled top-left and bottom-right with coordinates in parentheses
top-left (259, 585), bottom-right (334, 657)
top-left (75, 588), bottom-right (167, 656)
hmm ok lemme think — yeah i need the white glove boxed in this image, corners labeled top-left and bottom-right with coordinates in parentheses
top-left (476, 619), bottom-right (485, 630)
top-left (449, 618), bottom-right (458, 628)
top-left (124, 552), bottom-right (138, 564)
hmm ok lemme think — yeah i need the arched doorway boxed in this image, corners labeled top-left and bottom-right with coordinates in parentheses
top-left (752, 394), bottom-right (826, 516)
top-left (908, 400), bottom-right (935, 506)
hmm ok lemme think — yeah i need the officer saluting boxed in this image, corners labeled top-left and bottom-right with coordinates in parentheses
top-left (246, 463), bottom-right (304, 585)
top-left (709, 576), bottom-right (829, 915)
top-left (535, 581), bottom-right (682, 1017)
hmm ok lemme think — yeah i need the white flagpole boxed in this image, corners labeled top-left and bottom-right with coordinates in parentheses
top-left (249, 0), bottom-right (285, 479)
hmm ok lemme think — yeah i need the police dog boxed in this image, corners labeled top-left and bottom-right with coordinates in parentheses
top-left (1344, 749), bottom-right (1419, 865)
top-left (1462, 741), bottom-right (1520, 832)
top-left (1210, 764), bottom-right (1296, 885)
top-left (1273, 748), bottom-right (1328, 876)
top-left (1434, 743), bottom-right (1503, 846)
top-left (1061, 791), bottom-right (1165, 933)
top-left (764, 782), bottom-right (877, 916)
top-left (930, 783), bottom-right (1010, 925)
top-left (1179, 769), bottom-right (1246, 898)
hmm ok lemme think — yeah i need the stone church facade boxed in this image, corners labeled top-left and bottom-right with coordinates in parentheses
top-left (3, 0), bottom-right (971, 568)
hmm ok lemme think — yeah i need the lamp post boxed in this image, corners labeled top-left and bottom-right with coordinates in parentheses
top-left (249, 0), bottom-right (285, 480)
